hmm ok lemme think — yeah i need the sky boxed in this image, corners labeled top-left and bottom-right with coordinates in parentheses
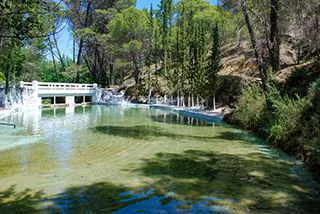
top-left (55, 0), bottom-right (218, 59)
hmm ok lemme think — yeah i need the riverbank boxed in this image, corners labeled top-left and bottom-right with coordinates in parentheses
top-left (225, 82), bottom-right (320, 181)
top-left (150, 104), bottom-right (224, 124)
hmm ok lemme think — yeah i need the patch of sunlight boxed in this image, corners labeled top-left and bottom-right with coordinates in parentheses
top-left (265, 191), bottom-right (290, 204)
top-left (248, 170), bottom-right (265, 179)
top-left (292, 185), bottom-right (309, 193)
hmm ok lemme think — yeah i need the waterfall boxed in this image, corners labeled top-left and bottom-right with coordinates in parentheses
top-left (0, 87), bottom-right (35, 109)
top-left (92, 88), bottom-right (128, 105)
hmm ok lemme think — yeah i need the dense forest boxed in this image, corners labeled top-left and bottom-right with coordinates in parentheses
top-left (0, 0), bottom-right (320, 178)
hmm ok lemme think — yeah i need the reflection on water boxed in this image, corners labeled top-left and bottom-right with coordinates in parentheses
top-left (0, 106), bottom-right (319, 213)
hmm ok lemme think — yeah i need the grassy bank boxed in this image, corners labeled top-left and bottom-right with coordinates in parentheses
top-left (225, 78), bottom-right (320, 180)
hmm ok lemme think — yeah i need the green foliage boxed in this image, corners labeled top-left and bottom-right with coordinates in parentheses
top-left (108, 7), bottom-right (148, 42)
top-left (0, 0), bottom-right (55, 90)
top-left (233, 84), bottom-right (269, 131)
top-left (41, 60), bottom-right (92, 84)
top-left (268, 95), bottom-right (306, 144)
top-left (232, 78), bottom-right (320, 178)
top-left (17, 47), bottom-right (45, 82)
top-left (0, 72), bottom-right (5, 83)
top-left (206, 25), bottom-right (222, 92)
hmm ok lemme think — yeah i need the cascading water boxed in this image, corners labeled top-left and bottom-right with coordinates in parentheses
top-left (93, 88), bottom-right (128, 105)
top-left (0, 86), bottom-right (35, 109)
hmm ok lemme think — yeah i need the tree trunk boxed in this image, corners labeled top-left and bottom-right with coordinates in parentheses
top-left (77, 39), bottom-right (84, 66)
top-left (188, 95), bottom-right (190, 107)
top-left (5, 70), bottom-right (9, 95)
top-left (75, 1), bottom-right (92, 82)
top-left (177, 90), bottom-right (180, 107)
top-left (148, 88), bottom-right (152, 104)
top-left (147, 65), bottom-right (152, 104)
top-left (73, 36), bottom-right (76, 64)
top-left (52, 33), bottom-right (65, 71)
top-left (241, 0), bottom-right (273, 110)
top-left (48, 39), bottom-right (57, 73)
top-left (196, 95), bottom-right (199, 106)
top-left (191, 94), bottom-right (194, 107)
top-left (109, 61), bottom-right (114, 86)
top-left (213, 91), bottom-right (216, 110)
top-left (269, 0), bottom-right (280, 72)
top-left (182, 94), bottom-right (185, 107)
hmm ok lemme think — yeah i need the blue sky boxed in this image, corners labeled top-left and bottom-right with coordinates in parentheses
top-left (56, 0), bottom-right (218, 58)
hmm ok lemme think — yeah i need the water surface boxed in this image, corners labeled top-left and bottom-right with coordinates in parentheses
top-left (0, 106), bottom-right (319, 213)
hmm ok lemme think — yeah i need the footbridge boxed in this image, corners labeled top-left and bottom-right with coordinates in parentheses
top-left (20, 81), bottom-right (98, 106)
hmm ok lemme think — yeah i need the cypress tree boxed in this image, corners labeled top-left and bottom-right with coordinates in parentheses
top-left (206, 24), bottom-right (222, 110)
top-left (146, 4), bottom-right (155, 104)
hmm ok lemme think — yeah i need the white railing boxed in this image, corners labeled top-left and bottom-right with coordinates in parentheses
top-left (22, 81), bottom-right (33, 89)
top-left (20, 81), bottom-right (97, 94)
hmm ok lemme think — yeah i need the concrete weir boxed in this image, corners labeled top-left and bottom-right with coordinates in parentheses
top-left (20, 81), bottom-right (97, 107)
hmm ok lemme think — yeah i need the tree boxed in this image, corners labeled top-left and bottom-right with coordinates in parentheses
top-left (240, 0), bottom-right (271, 103)
top-left (108, 7), bottom-right (149, 84)
top-left (206, 25), bottom-right (222, 110)
top-left (146, 4), bottom-right (156, 103)
top-left (159, 0), bottom-right (174, 103)
top-left (0, 0), bottom-right (56, 95)
top-left (64, 0), bottom-right (135, 86)
top-left (269, 0), bottom-right (280, 72)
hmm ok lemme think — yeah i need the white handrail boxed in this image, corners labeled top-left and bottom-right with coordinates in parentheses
top-left (21, 81), bottom-right (97, 91)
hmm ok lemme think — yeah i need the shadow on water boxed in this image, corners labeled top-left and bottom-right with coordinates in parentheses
top-left (1, 150), bottom-right (319, 213)
top-left (92, 125), bottom-right (194, 140)
top-left (132, 150), bottom-right (320, 213)
top-left (149, 113), bottom-right (215, 127)
top-left (0, 183), bottom-right (141, 213)
top-left (92, 124), bottom-right (262, 145)
top-left (0, 186), bottom-right (45, 213)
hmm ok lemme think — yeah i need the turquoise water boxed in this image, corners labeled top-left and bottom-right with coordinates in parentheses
top-left (0, 105), bottom-right (319, 213)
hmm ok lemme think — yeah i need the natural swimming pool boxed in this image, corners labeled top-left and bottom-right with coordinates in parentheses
top-left (0, 105), bottom-right (319, 213)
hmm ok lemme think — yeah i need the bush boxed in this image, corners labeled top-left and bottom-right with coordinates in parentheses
top-left (232, 84), bottom-right (269, 132)
top-left (294, 80), bottom-right (320, 170)
top-left (267, 95), bottom-right (307, 146)
top-left (231, 78), bottom-right (320, 179)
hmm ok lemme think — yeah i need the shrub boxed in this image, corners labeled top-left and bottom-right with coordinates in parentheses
top-left (232, 84), bottom-right (269, 132)
top-left (267, 95), bottom-right (307, 146)
top-left (231, 79), bottom-right (320, 179)
top-left (294, 80), bottom-right (320, 165)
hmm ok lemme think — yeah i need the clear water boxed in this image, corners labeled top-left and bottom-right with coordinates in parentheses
top-left (0, 106), bottom-right (319, 213)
